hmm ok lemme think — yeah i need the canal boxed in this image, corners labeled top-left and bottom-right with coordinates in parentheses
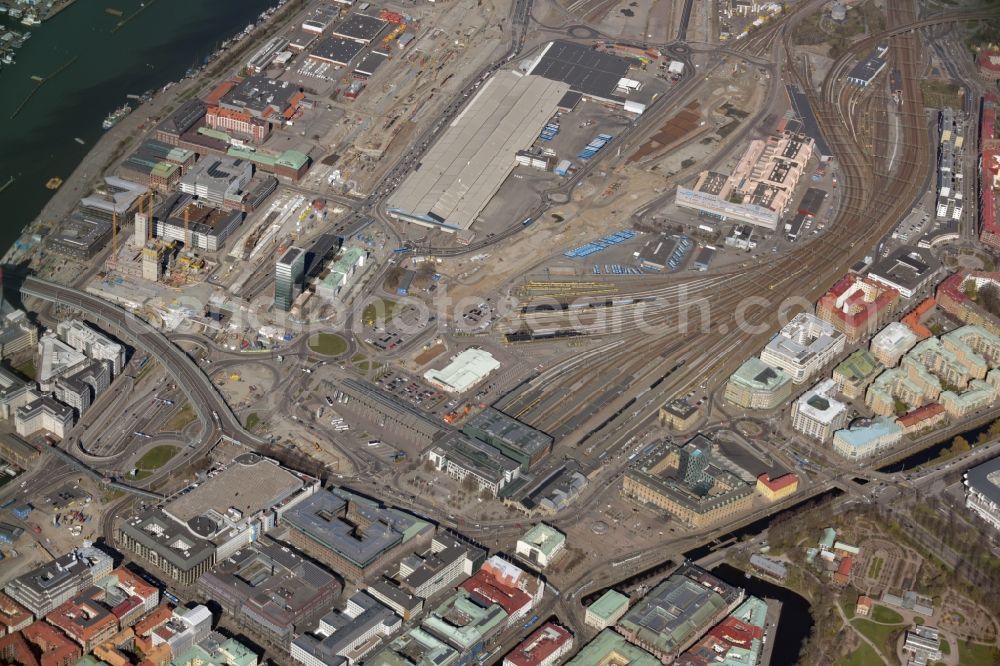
top-left (877, 418), bottom-right (994, 473)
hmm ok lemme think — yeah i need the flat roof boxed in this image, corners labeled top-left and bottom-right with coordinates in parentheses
top-left (331, 13), bottom-right (388, 43)
top-left (567, 629), bottom-right (659, 666)
top-left (587, 589), bottom-right (629, 620)
top-left (388, 72), bottom-right (569, 230)
top-left (310, 37), bottom-right (365, 65)
top-left (868, 245), bottom-right (941, 292)
top-left (529, 40), bottom-right (630, 103)
top-left (165, 453), bottom-right (304, 526)
top-left (424, 349), bottom-right (501, 393)
top-left (462, 407), bottom-right (552, 458)
top-left (966, 455), bottom-right (1000, 510)
top-left (355, 50), bottom-right (389, 76)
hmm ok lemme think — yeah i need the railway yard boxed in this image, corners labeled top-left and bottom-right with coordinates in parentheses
top-left (2, 0), bottom-right (1000, 664)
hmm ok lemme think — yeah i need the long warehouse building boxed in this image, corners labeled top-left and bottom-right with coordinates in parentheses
top-left (387, 72), bottom-right (569, 231)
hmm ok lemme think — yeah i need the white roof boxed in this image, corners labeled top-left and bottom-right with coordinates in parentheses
top-left (423, 348), bottom-right (501, 393)
top-left (795, 378), bottom-right (847, 425)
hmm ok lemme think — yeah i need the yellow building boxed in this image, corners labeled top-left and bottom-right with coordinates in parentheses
top-left (755, 473), bottom-right (799, 502)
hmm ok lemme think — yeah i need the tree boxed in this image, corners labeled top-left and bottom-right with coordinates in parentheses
top-left (951, 435), bottom-right (971, 455)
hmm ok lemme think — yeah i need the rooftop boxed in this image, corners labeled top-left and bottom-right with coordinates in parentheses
top-left (309, 36), bottom-right (365, 65)
top-left (421, 589), bottom-right (507, 650)
top-left (505, 623), bottom-right (573, 666)
top-left (729, 358), bottom-right (792, 390)
top-left (331, 13), bottom-right (388, 43)
top-left (834, 417), bottom-right (902, 449)
top-left (518, 524), bottom-right (565, 559)
top-left (529, 40), bottom-right (631, 103)
top-left (425, 349), bottom-right (501, 394)
top-left (966, 455), bottom-right (1000, 509)
top-left (868, 245), bottom-right (941, 293)
top-left (794, 379), bottom-right (847, 425)
top-left (566, 629), bottom-right (659, 666)
top-left (587, 589), bottom-right (630, 621)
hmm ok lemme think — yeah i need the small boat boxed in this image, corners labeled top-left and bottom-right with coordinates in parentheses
top-left (74, 137), bottom-right (85, 145)
top-left (45, 177), bottom-right (63, 190)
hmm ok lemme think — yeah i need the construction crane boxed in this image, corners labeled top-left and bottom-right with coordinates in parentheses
top-left (145, 192), bottom-right (154, 241)
top-left (184, 204), bottom-right (191, 248)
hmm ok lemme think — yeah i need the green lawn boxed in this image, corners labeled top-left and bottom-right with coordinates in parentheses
top-left (245, 413), bottom-right (260, 430)
top-left (938, 639), bottom-right (950, 655)
top-left (870, 605), bottom-right (904, 624)
top-left (839, 595), bottom-right (856, 620)
top-left (164, 404), bottom-right (196, 431)
top-left (307, 333), bottom-right (349, 357)
top-left (868, 556), bottom-right (883, 579)
top-left (362, 298), bottom-right (399, 326)
top-left (957, 641), bottom-right (1000, 666)
top-left (838, 643), bottom-right (883, 666)
top-left (129, 445), bottom-right (178, 480)
top-left (852, 619), bottom-right (902, 652)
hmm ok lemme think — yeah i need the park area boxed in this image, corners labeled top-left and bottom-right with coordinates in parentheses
top-left (308, 333), bottom-right (349, 357)
top-left (128, 445), bottom-right (178, 480)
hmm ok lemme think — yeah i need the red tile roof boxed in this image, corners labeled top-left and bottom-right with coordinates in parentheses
top-left (756, 473), bottom-right (798, 492)
top-left (504, 623), bottom-right (573, 666)
top-left (897, 402), bottom-right (944, 427)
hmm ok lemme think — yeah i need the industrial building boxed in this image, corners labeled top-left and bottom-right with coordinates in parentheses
top-left (198, 538), bottom-right (342, 643)
top-left (48, 214), bottom-right (112, 260)
top-left (621, 435), bottom-right (754, 528)
top-left (388, 72), bottom-right (569, 231)
top-left (584, 590), bottom-right (630, 630)
top-left (424, 349), bottom-right (501, 394)
top-left (832, 417), bottom-right (904, 460)
top-left (118, 453), bottom-right (318, 584)
top-left (246, 36), bottom-right (290, 74)
top-left (281, 487), bottom-right (433, 582)
top-left (461, 407), bottom-right (552, 470)
top-left (0, 433), bottom-right (39, 469)
top-left (791, 379), bottom-right (848, 442)
top-left (759, 313), bottom-right (846, 383)
top-left (331, 13), bottom-right (389, 44)
top-left (503, 623), bottom-right (574, 666)
top-left (4, 544), bottom-right (114, 616)
top-left (867, 245), bottom-right (942, 299)
top-left (275, 246), bottom-right (306, 311)
top-left (816, 275), bottom-right (900, 343)
top-left (119, 140), bottom-right (195, 192)
top-left (309, 37), bottom-right (366, 66)
top-left (676, 133), bottom-right (815, 230)
top-left (154, 99), bottom-right (207, 146)
top-left (637, 234), bottom-right (693, 271)
top-left (514, 523), bottom-right (565, 569)
top-left (218, 75), bottom-right (305, 122)
top-left (291, 591), bottom-right (401, 666)
top-left (426, 431), bottom-right (521, 497)
top-left (965, 455), bottom-right (1000, 531)
top-left (528, 41), bottom-right (632, 105)
top-left (616, 563), bottom-right (744, 662)
top-left (846, 44), bottom-right (888, 86)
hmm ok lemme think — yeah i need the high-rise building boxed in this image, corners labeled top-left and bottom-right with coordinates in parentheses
top-left (275, 246), bottom-right (306, 311)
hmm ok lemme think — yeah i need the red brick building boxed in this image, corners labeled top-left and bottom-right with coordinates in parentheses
top-left (0, 621), bottom-right (82, 666)
top-left (978, 49), bottom-right (1000, 82)
top-left (0, 593), bottom-right (33, 636)
top-left (816, 275), bottom-right (900, 342)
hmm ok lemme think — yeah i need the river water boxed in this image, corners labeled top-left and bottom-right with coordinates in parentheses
top-left (0, 0), bottom-right (277, 253)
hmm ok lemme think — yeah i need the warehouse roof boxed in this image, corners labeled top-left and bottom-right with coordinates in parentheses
top-left (355, 50), bottom-right (389, 77)
top-left (424, 348), bottom-right (501, 393)
top-left (529, 40), bottom-right (630, 103)
top-left (309, 37), bottom-right (365, 65)
top-left (331, 13), bottom-right (388, 43)
top-left (388, 72), bottom-right (569, 230)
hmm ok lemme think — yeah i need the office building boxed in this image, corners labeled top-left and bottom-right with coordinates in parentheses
top-left (760, 313), bottom-right (846, 383)
top-left (461, 408), bottom-right (552, 470)
top-left (515, 524), bottom-right (565, 569)
top-left (54, 360), bottom-right (110, 417)
top-left (119, 140), bottom-right (194, 192)
top-left (179, 156), bottom-right (254, 209)
top-left (78, 176), bottom-right (149, 224)
top-left (870, 322), bottom-right (919, 367)
top-left (0, 307), bottom-right (37, 359)
top-left (198, 539), bottom-right (342, 643)
top-left (584, 590), bottom-right (629, 630)
top-left (621, 436), bottom-right (754, 528)
top-left (503, 623), bottom-right (573, 666)
top-left (291, 591), bottom-right (400, 666)
top-left (616, 563), bottom-right (744, 662)
top-left (15, 396), bottom-right (75, 440)
top-left (426, 432), bottom-right (522, 497)
top-left (275, 246), bottom-right (306, 311)
top-left (965, 455), bottom-right (1000, 531)
top-left (281, 487), bottom-right (433, 582)
top-left (791, 379), bottom-right (848, 442)
top-left (56, 320), bottom-right (126, 378)
top-left (867, 245), bottom-right (942, 299)
top-left (150, 193), bottom-right (245, 252)
top-left (724, 358), bottom-right (793, 409)
top-left (365, 627), bottom-right (460, 666)
top-left (317, 247), bottom-right (368, 302)
top-left (154, 99), bottom-right (207, 145)
top-left (675, 133), bottom-right (814, 230)
top-left (368, 533), bottom-right (484, 619)
top-left (833, 349), bottom-right (882, 400)
top-left (832, 417), bottom-right (904, 461)
top-left (133, 604), bottom-right (213, 659)
top-left (4, 544), bottom-right (114, 616)
top-left (816, 275), bottom-right (899, 343)
top-left (49, 214), bottom-right (113, 260)
top-left (170, 630), bottom-right (260, 666)
top-left (421, 589), bottom-right (507, 658)
top-left (118, 453), bottom-right (318, 584)
top-left (46, 591), bottom-right (120, 652)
